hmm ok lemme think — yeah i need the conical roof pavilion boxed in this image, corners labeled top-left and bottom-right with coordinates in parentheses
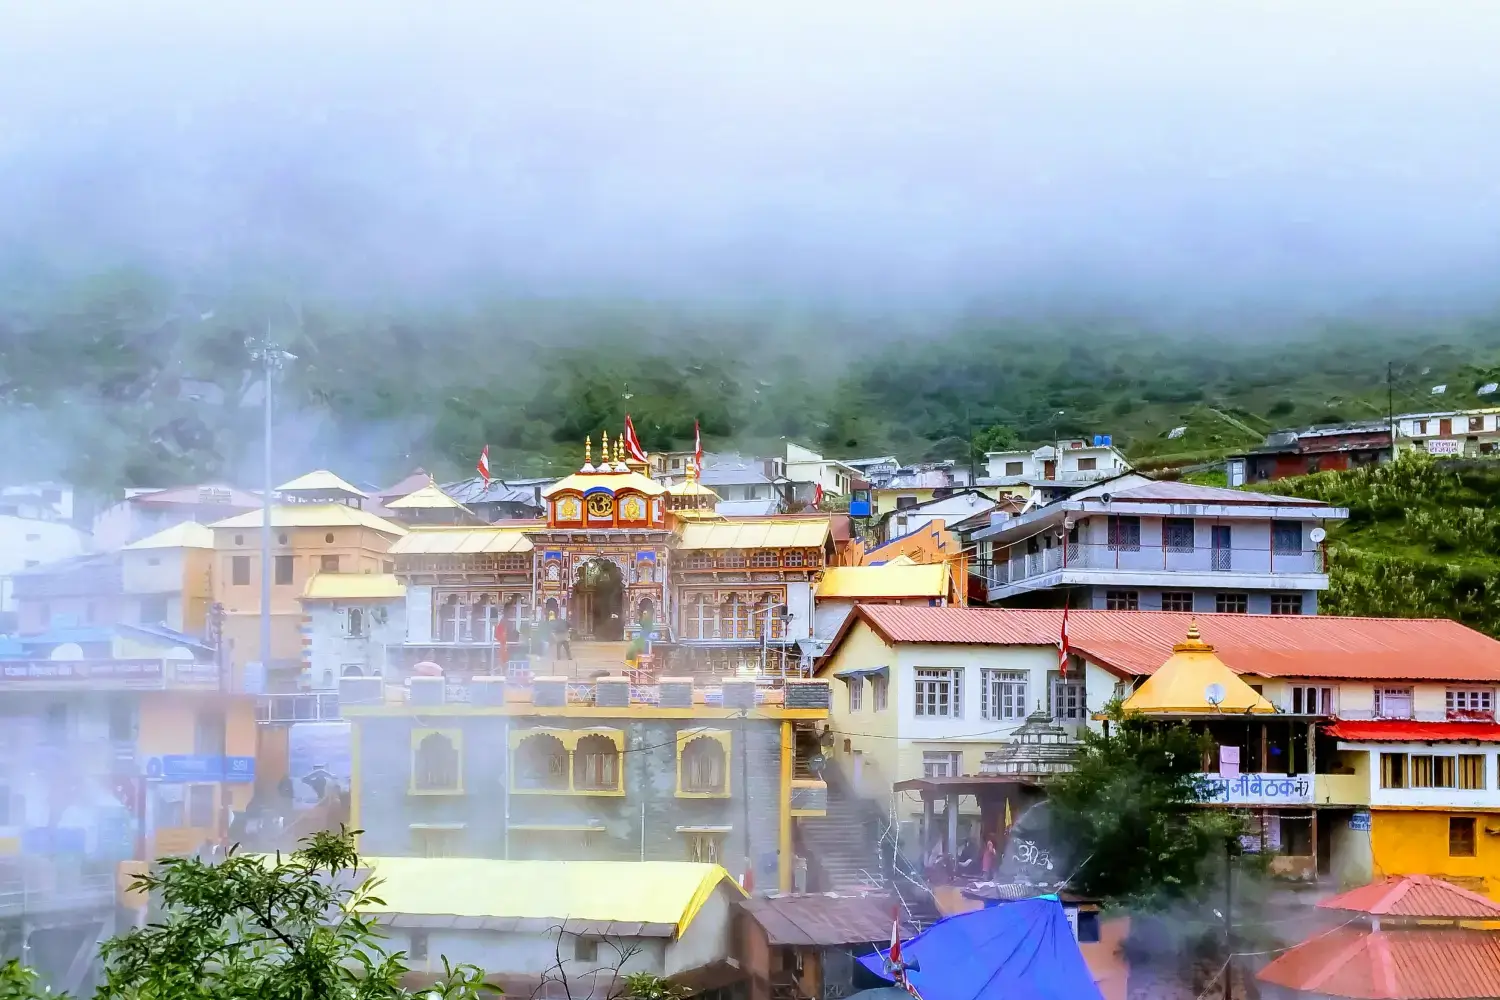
top-left (1121, 622), bottom-right (1275, 715)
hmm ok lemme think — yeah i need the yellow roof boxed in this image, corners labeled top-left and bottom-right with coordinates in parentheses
top-left (208, 503), bottom-right (407, 535)
top-left (122, 520), bottom-right (215, 550)
top-left (666, 478), bottom-right (720, 498)
top-left (302, 573), bottom-right (406, 600)
top-left (676, 518), bottom-right (830, 550)
top-left (357, 858), bottom-right (742, 936)
top-left (1121, 624), bottom-right (1276, 715)
top-left (816, 564), bottom-right (949, 599)
top-left (384, 481), bottom-right (465, 510)
top-left (542, 469), bottom-right (667, 498)
top-left (387, 526), bottom-right (534, 555)
top-left (276, 470), bottom-right (370, 498)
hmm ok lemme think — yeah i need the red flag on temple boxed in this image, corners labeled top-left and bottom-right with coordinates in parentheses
top-left (622, 415), bottom-right (649, 463)
top-left (1058, 599), bottom-right (1071, 678)
top-left (477, 445), bottom-right (491, 488)
top-left (693, 421), bottom-right (703, 474)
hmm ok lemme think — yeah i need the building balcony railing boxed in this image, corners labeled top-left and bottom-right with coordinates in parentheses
top-left (988, 541), bottom-right (1326, 589)
top-left (256, 692), bottom-right (341, 723)
top-left (339, 673), bottom-right (834, 713)
top-left (0, 871), bottom-right (116, 918)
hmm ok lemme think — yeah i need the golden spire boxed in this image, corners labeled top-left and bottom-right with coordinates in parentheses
top-left (685, 461), bottom-right (698, 482)
top-left (600, 430), bottom-right (610, 466)
top-left (1173, 619), bottom-right (1214, 653)
top-left (615, 437), bottom-right (625, 466)
top-left (584, 435), bottom-right (593, 470)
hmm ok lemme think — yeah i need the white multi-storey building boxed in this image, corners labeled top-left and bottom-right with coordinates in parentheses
top-left (971, 480), bottom-right (1347, 614)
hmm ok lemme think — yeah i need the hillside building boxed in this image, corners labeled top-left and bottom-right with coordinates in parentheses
top-left (971, 480), bottom-right (1346, 614)
top-left (1226, 422), bottom-right (1391, 485)
top-left (1395, 407), bottom-right (1500, 457)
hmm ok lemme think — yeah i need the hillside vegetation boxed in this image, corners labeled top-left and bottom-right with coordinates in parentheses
top-left (4, 270), bottom-right (1500, 491)
top-left (1259, 457), bottom-right (1500, 636)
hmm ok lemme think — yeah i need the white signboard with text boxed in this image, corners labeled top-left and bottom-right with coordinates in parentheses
top-left (1198, 773), bottom-right (1313, 806)
top-left (1427, 439), bottom-right (1462, 455)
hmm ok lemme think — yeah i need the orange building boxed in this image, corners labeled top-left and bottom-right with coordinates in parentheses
top-left (209, 471), bottom-right (406, 687)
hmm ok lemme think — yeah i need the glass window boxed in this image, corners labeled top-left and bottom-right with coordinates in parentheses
top-left (1270, 593), bottom-right (1304, 615)
top-left (1380, 752), bottom-right (1408, 788)
top-left (1076, 911), bottom-right (1101, 943)
top-left (320, 554), bottom-right (340, 573)
top-left (1459, 755), bottom-right (1487, 790)
top-left (1163, 518), bottom-right (1195, 553)
top-left (848, 677), bottom-right (864, 712)
top-left (231, 555), bottom-right (250, 586)
top-left (685, 832), bottom-right (724, 864)
top-left (981, 670), bottom-right (1028, 721)
top-left (1107, 516), bottom-right (1141, 552)
top-left (274, 555), bottom-right (294, 585)
top-left (1105, 590), bottom-right (1139, 611)
top-left (914, 669), bottom-right (961, 718)
top-left (1450, 817), bottom-right (1477, 857)
top-left (922, 751), bottom-right (962, 778)
top-left (414, 731), bottom-right (463, 792)
top-left (1446, 689), bottom-right (1495, 720)
top-left (1077, 457), bottom-right (1097, 471)
top-left (1215, 593), bottom-right (1248, 614)
top-left (1005, 461), bottom-right (1024, 476)
top-left (1272, 521), bottom-right (1303, 555)
top-left (680, 737), bottom-right (728, 794)
top-left (1050, 673), bottom-right (1087, 721)
top-left (872, 675), bottom-right (889, 711)
top-left (1376, 687), bottom-right (1414, 720)
top-left (1161, 591), bottom-right (1194, 613)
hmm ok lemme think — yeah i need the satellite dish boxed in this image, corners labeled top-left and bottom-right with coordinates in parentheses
top-left (1309, 527), bottom-right (1327, 543)
top-left (1205, 683), bottom-right (1226, 707)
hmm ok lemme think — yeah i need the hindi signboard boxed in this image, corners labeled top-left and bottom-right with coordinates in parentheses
top-left (0, 659), bottom-right (164, 685)
top-left (1426, 439), bottom-right (1462, 455)
top-left (1198, 773), bottom-right (1313, 806)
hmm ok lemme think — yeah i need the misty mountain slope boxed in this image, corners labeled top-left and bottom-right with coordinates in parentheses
top-left (1260, 459), bottom-right (1500, 637)
top-left (4, 270), bottom-right (1500, 493)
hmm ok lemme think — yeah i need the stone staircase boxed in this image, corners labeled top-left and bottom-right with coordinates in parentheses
top-left (796, 782), bottom-right (887, 894)
top-left (528, 640), bottom-right (632, 680)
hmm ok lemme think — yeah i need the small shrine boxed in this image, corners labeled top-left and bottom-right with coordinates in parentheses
top-left (664, 463), bottom-right (719, 512)
top-left (276, 470), bottom-right (369, 508)
top-left (384, 477), bottom-right (485, 526)
top-left (979, 708), bottom-right (1079, 780)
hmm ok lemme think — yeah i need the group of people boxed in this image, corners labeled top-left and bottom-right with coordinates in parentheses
top-left (491, 614), bottom-right (575, 665)
top-left (925, 834), bottom-right (999, 883)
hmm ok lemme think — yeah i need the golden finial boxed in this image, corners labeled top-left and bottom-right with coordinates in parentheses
top-left (1173, 618), bottom-right (1213, 653)
top-left (615, 437), bottom-right (625, 466)
top-left (1186, 620), bottom-right (1200, 641)
top-left (585, 435), bottom-right (592, 467)
top-left (601, 430), bottom-right (610, 463)
top-left (685, 461), bottom-right (698, 482)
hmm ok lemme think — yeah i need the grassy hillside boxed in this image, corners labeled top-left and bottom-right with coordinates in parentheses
top-left (1258, 457), bottom-right (1500, 636)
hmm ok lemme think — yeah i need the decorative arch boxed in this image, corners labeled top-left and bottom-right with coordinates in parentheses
top-left (573, 734), bottom-right (621, 792)
top-left (677, 731), bottom-right (731, 797)
top-left (512, 732), bottom-right (569, 791)
top-left (411, 729), bottom-right (462, 793)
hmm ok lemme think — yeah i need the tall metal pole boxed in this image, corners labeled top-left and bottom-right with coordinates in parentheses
top-left (1222, 840), bottom-right (1233, 1000)
top-left (261, 345), bottom-right (275, 685)
top-left (1387, 361), bottom-right (1396, 462)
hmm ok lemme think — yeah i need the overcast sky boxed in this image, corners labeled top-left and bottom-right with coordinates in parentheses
top-left (2, 2), bottom-right (1498, 315)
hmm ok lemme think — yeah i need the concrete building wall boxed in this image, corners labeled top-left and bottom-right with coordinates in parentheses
top-left (353, 715), bottom-right (787, 888)
top-left (304, 598), bottom-right (406, 688)
top-left (0, 517), bottom-right (89, 614)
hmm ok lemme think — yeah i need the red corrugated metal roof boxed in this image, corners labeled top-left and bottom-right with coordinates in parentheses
top-left (1319, 875), bottom-right (1500, 919)
top-left (1107, 481), bottom-right (1327, 506)
top-left (1257, 928), bottom-right (1500, 999)
top-left (840, 607), bottom-right (1500, 682)
top-left (1327, 721), bottom-right (1500, 744)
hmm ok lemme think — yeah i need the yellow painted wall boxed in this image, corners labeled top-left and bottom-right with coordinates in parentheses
top-left (182, 546), bottom-right (214, 633)
top-left (1414, 685), bottom-right (1447, 717)
top-left (1371, 809), bottom-right (1500, 898)
top-left (213, 524), bottom-right (394, 616)
top-left (1340, 683), bottom-right (1375, 715)
top-left (819, 621), bottom-right (901, 799)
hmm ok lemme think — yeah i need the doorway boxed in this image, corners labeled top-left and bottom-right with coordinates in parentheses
top-left (571, 558), bottom-right (625, 640)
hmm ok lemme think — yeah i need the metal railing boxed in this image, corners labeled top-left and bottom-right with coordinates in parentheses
top-left (989, 541), bottom-right (1326, 588)
top-left (256, 692), bottom-right (341, 722)
top-left (0, 872), bottom-right (115, 917)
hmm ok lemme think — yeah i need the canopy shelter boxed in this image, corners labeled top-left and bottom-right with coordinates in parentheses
top-left (860, 896), bottom-right (1103, 1000)
top-left (1120, 622), bottom-right (1275, 715)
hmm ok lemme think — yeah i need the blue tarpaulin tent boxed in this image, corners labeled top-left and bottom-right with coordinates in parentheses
top-left (859, 896), bottom-right (1103, 1000)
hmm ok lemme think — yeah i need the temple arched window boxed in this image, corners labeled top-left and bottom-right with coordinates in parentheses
top-left (679, 736), bottom-right (728, 795)
top-left (412, 731), bottom-right (461, 793)
top-left (469, 595), bottom-right (495, 642)
top-left (722, 550), bottom-right (746, 569)
top-left (721, 594), bottom-right (750, 640)
top-left (514, 733), bottom-right (569, 791)
top-left (685, 595), bottom-right (712, 640)
top-left (573, 735), bottom-right (621, 792)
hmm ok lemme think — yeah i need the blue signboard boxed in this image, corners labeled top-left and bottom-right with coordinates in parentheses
top-left (849, 500), bottom-right (872, 517)
top-left (147, 755), bottom-right (256, 784)
top-left (1350, 811), bottom-right (1372, 832)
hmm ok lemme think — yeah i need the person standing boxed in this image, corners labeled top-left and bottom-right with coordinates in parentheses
top-left (551, 612), bottom-right (573, 661)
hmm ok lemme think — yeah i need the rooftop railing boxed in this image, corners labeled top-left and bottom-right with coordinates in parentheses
top-left (989, 541), bottom-right (1326, 589)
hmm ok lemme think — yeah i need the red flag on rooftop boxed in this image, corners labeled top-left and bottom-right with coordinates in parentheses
top-left (1058, 599), bottom-right (1071, 678)
top-left (693, 421), bottom-right (703, 474)
top-left (622, 415), bottom-right (649, 463)
top-left (814, 483), bottom-right (825, 507)
top-left (477, 445), bottom-right (491, 489)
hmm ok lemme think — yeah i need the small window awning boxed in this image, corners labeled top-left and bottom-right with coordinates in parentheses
top-left (834, 666), bottom-right (889, 683)
top-left (1327, 720), bottom-right (1500, 743)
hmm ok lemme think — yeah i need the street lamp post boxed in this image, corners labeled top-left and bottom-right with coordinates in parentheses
top-left (249, 337), bottom-right (295, 686)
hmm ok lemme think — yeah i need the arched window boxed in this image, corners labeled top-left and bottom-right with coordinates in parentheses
top-left (347, 607), bottom-right (365, 638)
top-left (469, 596), bottom-right (494, 643)
top-left (680, 736), bottom-right (727, 794)
top-left (573, 735), bottom-right (620, 792)
top-left (514, 733), bottom-right (569, 791)
top-left (721, 594), bottom-right (749, 640)
top-left (685, 595), bottom-right (712, 640)
top-left (637, 598), bottom-right (656, 632)
top-left (413, 731), bottom-right (460, 792)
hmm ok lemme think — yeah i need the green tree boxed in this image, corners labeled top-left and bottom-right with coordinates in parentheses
top-left (1047, 704), bottom-right (1244, 905)
top-left (0, 959), bottom-right (47, 1000)
top-left (94, 829), bottom-right (493, 1000)
top-left (972, 423), bottom-right (1018, 458)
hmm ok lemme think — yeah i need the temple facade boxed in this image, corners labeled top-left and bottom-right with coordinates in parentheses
top-left (377, 432), bottom-right (844, 680)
